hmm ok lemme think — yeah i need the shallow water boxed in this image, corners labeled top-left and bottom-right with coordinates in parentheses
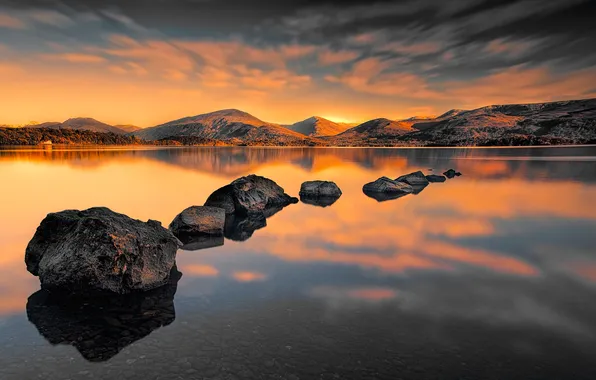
top-left (1, 146), bottom-right (596, 380)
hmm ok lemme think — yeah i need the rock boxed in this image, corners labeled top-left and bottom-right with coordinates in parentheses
top-left (25, 207), bottom-right (181, 294)
top-left (204, 174), bottom-right (298, 215)
top-left (363, 176), bottom-right (414, 194)
top-left (300, 195), bottom-right (340, 207)
top-left (299, 180), bottom-right (342, 207)
top-left (426, 174), bottom-right (447, 183)
top-left (395, 171), bottom-right (430, 186)
top-left (169, 206), bottom-right (225, 244)
top-left (27, 268), bottom-right (181, 362)
top-left (299, 180), bottom-right (342, 198)
top-left (443, 169), bottom-right (462, 179)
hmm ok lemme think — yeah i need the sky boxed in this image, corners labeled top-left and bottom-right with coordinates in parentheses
top-left (0, 0), bottom-right (595, 127)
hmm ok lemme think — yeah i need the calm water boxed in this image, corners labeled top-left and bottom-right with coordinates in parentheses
top-left (1, 146), bottom-right (596, 380)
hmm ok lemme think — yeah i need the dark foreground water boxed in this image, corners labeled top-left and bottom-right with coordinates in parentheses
top-left (1, 146), bottom-right (595, 380)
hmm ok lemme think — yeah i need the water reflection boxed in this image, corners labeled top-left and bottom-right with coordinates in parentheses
top-left (1, 146), bottom-right (596, 379)
top-left (26, 269), bottom-right (181, 362)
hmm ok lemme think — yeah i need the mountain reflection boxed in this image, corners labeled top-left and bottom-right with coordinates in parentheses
top-left (26, 269), bottom-right (181, 362)
top-left (1, 146), bottom-right (595, 181)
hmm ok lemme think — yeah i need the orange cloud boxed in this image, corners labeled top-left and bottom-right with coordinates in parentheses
top-left (326, 58), bottom-right (437, 98)
top-left (46, 53), bottom-right (107, 63)
top-left (0, 14), bottom-right (26, 29)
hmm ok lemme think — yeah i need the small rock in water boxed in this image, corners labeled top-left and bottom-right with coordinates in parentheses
top-left (299, 180), bottom-right (342, 208)
top-left (25, 207), bottom-right (181, 294)
top-left (443, 169), bottom-right (462, 179)
top-left (363, 176), bottom-right (414, 194)
top-left (299, 180), bottom-right (342, 198)
top-left (395, 171), bottom-right (430, 186)
top-left (169, 206), bottom-right (225, 244)
top-left (426, 174), bottom-right (447, 183)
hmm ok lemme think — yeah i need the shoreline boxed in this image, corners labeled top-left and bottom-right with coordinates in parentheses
top-left (1, 143), bottom-right (595, 152)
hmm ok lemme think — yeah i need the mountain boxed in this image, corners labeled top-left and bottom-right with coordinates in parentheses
top-left (133, 109), bottom-right (320, 145)
top-left (403, 98), bottom-right (596, 146)
top-left (115, 124), bottom-right (142, 133)
top-left (287, 116), bottom-right (354, 137)
top-left (30, 118), bottom-right (129, 135)
top-left (332, 118), bottom-right (416, 142)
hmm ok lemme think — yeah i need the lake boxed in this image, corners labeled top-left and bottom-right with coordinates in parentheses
top-left (1, 146), bottom-right (595, 380)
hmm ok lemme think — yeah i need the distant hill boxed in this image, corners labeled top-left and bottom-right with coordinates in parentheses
top-left (287, 116), bottom-right (354, 137)
top-left (402, 98), bottom-right (596, 146)
top-left (30, 118), bottom-right (130, 135)
top-left (2, 98), bottom-right (595, 147)
top-left (114, 124), bottom-right (142, 133)
top-left (133, 109), bottom-right (322, 145)
top-left (332, 118), bottom-right (416, 141)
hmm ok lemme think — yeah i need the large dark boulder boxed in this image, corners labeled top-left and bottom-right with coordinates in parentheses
top-left (204, 175), bottom-right (298, 215)
top-left (426, 174), bottom-right (447, 183)
top-left (169, 206), bottom-right (225, 244)
top-left (25, 207), bottom-right (181, 294)
top-left (27, 268), bottom-right (181, 362)
top-left (395, 171), bottom-right (430, 186)
top-left (363, 176), bottom-right (414, 194)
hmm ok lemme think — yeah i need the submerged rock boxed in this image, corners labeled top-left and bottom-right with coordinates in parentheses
top-left (169, 206), bottom-right (225, 244)
top-left (25, 207), bottom-right (181, 294)
top-left (443, 169), bottom-right (462, 179)
top-left (363, 176), bottom-right (414, 194)
top-left (395, 171), bottom-right (430, 186)
top-left (426, 174), bottom-right (447, 183)
top-left (27, 268), bottom-right (181, 362)
top-left (204, 174), bottom-right (298, 215)
top-left (299, 180), bottom-right (342, 198)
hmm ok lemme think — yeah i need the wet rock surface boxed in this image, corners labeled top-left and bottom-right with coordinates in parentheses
top-left (299, 180), bottom-right (342, 198)
top-left (26, 268), bottom-right (181, 362)
top-left (426, 174), bottom-right (447, 183)
top-left (395, 171), bottom-right (430, 186)
top-left (204, 174), bottom-right (298, 215)
top-left (169, 206), bottom-right (225, 244)
top-left (25, 207), bottom-right (181, 294)
top-left (363, 177), bottom-right (414, 195)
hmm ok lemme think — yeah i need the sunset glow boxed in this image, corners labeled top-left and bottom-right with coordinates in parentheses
top-left (1, 1), bottom-right (595, 127)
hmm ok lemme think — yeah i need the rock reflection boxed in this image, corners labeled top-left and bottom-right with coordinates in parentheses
top-left (363, 189), bottom-right (410, 202)
top-left (26, 269), bottom-right (181, 362)
top-left (223, 205), bottom-right (290, 241)
top-left (181, 235), bottom-right (224, 251)
top-left (300, 195), bottom-right (341, 207)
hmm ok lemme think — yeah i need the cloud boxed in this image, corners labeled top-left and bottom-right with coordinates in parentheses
top-left (0, 13), bottom-right (26, 29)
top-left (318, 49), bottom-right (359, 65)
top-left (45, 53), bottom-right (107, 63)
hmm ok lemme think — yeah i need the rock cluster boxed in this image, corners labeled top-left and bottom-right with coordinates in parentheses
top-left (363, 169), bottom-right (462, 202)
